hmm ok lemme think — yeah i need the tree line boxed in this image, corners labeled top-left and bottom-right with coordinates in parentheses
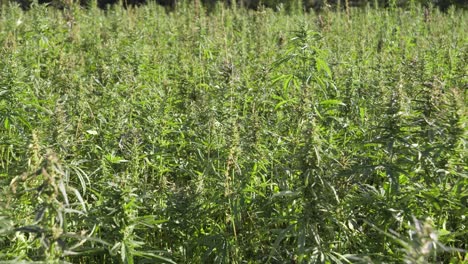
top-left (2, 0), bottom-right (466, 10)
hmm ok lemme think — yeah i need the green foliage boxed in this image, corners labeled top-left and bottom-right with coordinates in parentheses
top-left (0, 3), bottom-right (467, 263)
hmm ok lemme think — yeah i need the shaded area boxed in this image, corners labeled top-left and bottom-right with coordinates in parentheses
top-left (4, 0), bottom-right (468, 11)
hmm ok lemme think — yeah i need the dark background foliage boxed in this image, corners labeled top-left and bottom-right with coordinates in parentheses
top-left (4, 0), bottom-right (468, 11)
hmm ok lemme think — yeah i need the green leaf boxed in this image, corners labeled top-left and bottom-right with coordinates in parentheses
top-left (274, 98), bottom-right (297, 110)
top-left (319, 99), bottom-right (345, 107)
top-left (86, 130), bottom-right (98, 135)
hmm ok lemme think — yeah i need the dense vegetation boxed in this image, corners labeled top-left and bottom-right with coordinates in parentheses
top-left (3, 0), bottom-right (468, 13)
top-left (0, 2), bottom-right (467, 263)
